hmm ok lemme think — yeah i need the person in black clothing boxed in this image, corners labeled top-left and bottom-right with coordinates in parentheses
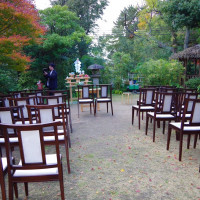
top-left (44, 63), bottom-right (57, 90)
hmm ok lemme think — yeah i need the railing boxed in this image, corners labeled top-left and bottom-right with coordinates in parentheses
top-left (186, 75), bottom-right (199, 80)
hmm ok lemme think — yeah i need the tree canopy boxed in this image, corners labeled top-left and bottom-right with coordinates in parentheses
top-left (0, 0), bottom-right (45, 71)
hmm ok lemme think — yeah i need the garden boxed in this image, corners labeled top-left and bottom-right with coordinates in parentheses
top-left (1, 0), bottom-right (200, 199)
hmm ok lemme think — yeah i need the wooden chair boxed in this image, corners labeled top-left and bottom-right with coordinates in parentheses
top-left (0, 106), bottom-right (24, 146)
top-left (94, 84), bottom-right (113, 115)
top-left (8, 97), bottom-right (37, 123)
top-left (146, 92), bottom-right (177, 142)
top-left (0, 150), bottom-right (8, 200)
top-left (167, 98), bottom-right (200, 161)
top-left (77, 85), bottom-right (95, 117)
top-left (132, 88), bottom-right (155, 129)
top-left (38, 94), bottom-right (73, 133)
top-left (26, 104), bottom-right (70, 173)
top-left (0, 122), bottom-right (65, 200)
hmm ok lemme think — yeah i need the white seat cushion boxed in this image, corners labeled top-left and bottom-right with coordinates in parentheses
top-left (59, 108), bottom-right (69, 113)
top-left (79, 99), bottom-right (93, 103)
top-left (170, 122), bottom-right (200, 131)
top-left (133, 105), bottom-right (154, 110)
top-left (0, 137), bottom-right (18, 144)
top-left (96, 98), bottom-right (111, 102)
top-left (15, 120), bottom-right (36, 125)
top-left (148, 112), bottom-right (175, 118)
top-left (13, 113), bottom-right (18, 117)
top-left (13, 154), bottom-right (61, 177)
top-left (177, 112), bottom-right (191, 118)
top-left (1, 157), bottom-right (7, 171)
top-left (44, 135), bottom-right (65, 142)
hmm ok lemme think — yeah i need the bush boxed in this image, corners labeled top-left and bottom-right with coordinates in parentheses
top-left (0, 68), bottom-right (18, 94)
top-left (113, 89), bottom-right (123, 94)
top-left (135, 59), bottom-right (184, 86)
top-left (185, 77), bottom-right (200, 91)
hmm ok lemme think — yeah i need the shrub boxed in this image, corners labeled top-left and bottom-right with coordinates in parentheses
top-left (135, 59), bottom-right (184, 86)
top-left (185, 77), bottom-right (200, 91)
top-left (0, 68), bottom-right (18, 94)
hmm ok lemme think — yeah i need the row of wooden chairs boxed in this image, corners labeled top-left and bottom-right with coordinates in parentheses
top-left (132, 87), bottom-right (200, 161)
top-left (77, 84), bottom-right (113, 117)
top-left (0, 122), bottom-right (66, 200)
top-left (0, 90), bottom-right (71, 199)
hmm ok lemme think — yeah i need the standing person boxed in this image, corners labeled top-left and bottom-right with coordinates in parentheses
top-left (44, 63), bottom-right (57, 90)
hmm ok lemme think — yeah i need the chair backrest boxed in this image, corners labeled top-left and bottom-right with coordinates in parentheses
top-left (12, 97), bottom-right (29, 119)
top-left (78, 85), bottom-right (94, 100)
top-left (96, 84), bottom-right (112, 99)
top-left (155, 92), bottom-right (175, 113)
top-left (0, 106), bottom-right (22, 134)
top-left (0, 122), bottom-right (62, 174)
top-left (139, 88), bottom-right (155, 105)
top-left (181, 99), bottom-right (200, 128)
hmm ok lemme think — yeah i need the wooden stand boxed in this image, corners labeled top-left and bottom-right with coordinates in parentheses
top-left (66, 75), bottom-right (91, 103)
top-left (75, 88), bottom-right (101, 111)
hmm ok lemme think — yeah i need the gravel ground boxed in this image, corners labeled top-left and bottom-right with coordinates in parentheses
top-left (3, 94), bottom-right (200, 200)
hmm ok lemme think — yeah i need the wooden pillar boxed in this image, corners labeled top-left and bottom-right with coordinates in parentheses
top-left (194, 59), bottom-right (197, 75)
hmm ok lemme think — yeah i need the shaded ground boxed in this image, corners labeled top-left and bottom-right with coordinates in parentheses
top-left (4, 95), bottom-right (200, 200)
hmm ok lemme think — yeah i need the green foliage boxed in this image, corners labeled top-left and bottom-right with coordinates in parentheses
top-left (159, 0), bottom-right (200, 30)
top-left (136, 59), bottom-right (184, 86)
top-left (17, 71), bottom-right (38, 90)
top-left (51, 0), bottom-right (108, 34)
top-left (113, 90), bottom-right (123, 95)
top-left (185, 78), bottom-right (200, 90)
top-left (112, 52), bottom-right (132, 79)
top-left (18, 5), bottom-right (92, 90)
top-left (0, 67), bottom-right (18, 93)
top-left (113, 76), bottom-right (123, 90)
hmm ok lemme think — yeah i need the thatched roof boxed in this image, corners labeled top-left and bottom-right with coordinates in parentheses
top-left (170, 44), bottom-right (200, 60)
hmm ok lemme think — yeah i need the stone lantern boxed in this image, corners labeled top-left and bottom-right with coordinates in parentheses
top-left (87, 64), bottom-right (104, 86)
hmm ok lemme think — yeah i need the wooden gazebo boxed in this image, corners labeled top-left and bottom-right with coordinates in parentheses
top-left (170, 44), bottom-right (200, 81)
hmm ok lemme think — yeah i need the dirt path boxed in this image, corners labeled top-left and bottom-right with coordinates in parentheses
top-left (9, 95), bottom-right (200, 200)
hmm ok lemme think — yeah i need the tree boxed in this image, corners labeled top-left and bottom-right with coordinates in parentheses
top-left (159, 0), bottom-right (200, 49)
top-left (0, 0), bottom-right (45, 71)
top-left (22, 5), bottom-right (91, 89)
top-left (51, 0), bottom-right (108, 34)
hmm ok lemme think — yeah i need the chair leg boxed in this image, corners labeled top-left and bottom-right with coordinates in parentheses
top-left (157, 121), bottom-right (160, 128)
top-left (153, 119), bottom-right (156, 142)
top-left (0, 175), bottom-right (6, 200)
top-left (167, 126), bottom-right (172, 150)
top-left (13, 183), bottom-right (18, 198)
top-left (107, 102), bottom-right (108, 113)
top-left (163, 121), bottom-right (165, 134)
top-left (9, 180), bottom-right (13, 200)
top-left (111, 101), bottom-right (113, 116)
top-left (78, 102), bottom-right (79, 118)
top-left (145, 115), bottom-right (149, 135)
top-left (69, 112), bottom-right (73, 133)
top-left (90, 103), bottom-right (92, 114)
top-left (187, 134), bottom-right (191, 149)
top-left (24, 182), bottom-right (28, 197)
top-left (138, 111), bottom-right (141, 129)
top-left (179, 132), bottom-right (184, 161)
top-left (142, 112), bottom-right (143, 120)
top-left (66, 124), bottom-right (71, 148)
top-left (64, 139), bottom-right (71, 174)
top-left (194, 134), bottom-right (198, 149)
top-left (93, 102), bottom-right (95, 115)
top-left (59, 164), bottom-right (65, 200)
top-left (132, 107), bottom-right (134, 125)
top-left (94, 101), bottom-right (96, 116)
top-left (176, 131), bottom-right (180, 141)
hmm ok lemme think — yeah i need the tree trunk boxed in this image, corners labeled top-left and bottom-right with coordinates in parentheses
top-left (184, 27), bottom-right (190, 49)
top-left (172, 31), bottom-right (178, 53)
